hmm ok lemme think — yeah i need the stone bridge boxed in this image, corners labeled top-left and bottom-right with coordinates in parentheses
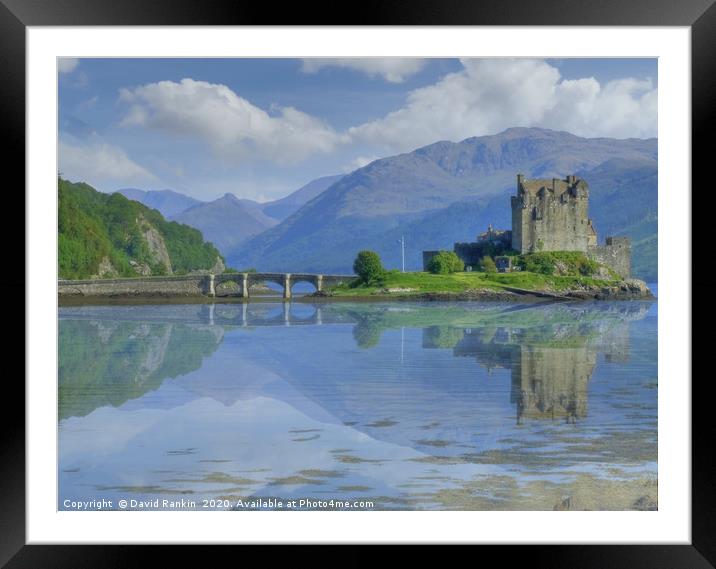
top-left (58, 272), bottom-right (355, 300)
top-left (214, 272), bottom-right (353, 299)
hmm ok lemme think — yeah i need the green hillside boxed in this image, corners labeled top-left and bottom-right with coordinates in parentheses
top-left (58, 178), bottom-right (223, 279)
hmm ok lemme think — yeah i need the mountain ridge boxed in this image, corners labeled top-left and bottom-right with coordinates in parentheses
top-left (229, 128), bottom-right (657, 280)
top-left (115, 174), bottom-right (345, 259)
top-left (117, 188), bottom-right (202, 219)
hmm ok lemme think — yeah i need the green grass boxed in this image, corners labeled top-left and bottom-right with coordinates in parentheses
top-left (328, 270), bottom-right (619, 297)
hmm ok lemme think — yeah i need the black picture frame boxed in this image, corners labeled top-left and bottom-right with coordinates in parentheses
top-left (4, 0), bottom-right (711, 565)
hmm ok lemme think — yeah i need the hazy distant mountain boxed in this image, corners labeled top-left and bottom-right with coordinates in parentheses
top-left (229, 128), bottom-right (657, 280)
top-left (116, 175), bottom-right (343, 262)
top-left (575, 157), bottom-right (657, 281)
top-left (261, 174), bottom-right (344, 222)
top-left (117, 188), bottom-right (201, 219)
top-left (173, 193), bottom-right (278, 258)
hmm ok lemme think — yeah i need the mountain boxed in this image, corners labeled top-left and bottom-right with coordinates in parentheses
top-left (59, 178), bottom-right (224, 279)
top-left (261, 174), bottom-right (344, 222)
top-left (115, 175), bottom-right (343, 262)
top-left (229, 128), bottom-right (657, 280)
top-left (172, 193), bottom-right (278, 258)
top-left (117, 188), bottom-right (202, 218)
top-left (576, 157), bottom-right (658, 281)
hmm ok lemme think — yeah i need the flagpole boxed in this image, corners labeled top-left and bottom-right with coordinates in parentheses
top-left (400, 235), bottom-right (405, 273)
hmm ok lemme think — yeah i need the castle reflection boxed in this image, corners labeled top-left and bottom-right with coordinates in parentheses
top-left (420, 302), bottom-right (649, 423)
top-left (59, 301), bottom-right (652, 430)
top-left (450, 329), bottom-right (594, 423)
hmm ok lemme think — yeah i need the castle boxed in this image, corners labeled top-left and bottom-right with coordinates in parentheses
top-left (423, 174), bottom-right (631, 278)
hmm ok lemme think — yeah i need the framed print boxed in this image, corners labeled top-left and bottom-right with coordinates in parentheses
top-left (5, 0), bottom-right (712, 565)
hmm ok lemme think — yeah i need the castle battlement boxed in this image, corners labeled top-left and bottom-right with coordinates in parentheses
top-left (511, 174), bottom-right (597, 253)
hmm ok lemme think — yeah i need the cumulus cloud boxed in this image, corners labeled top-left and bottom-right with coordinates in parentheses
top-left (58, 58), bottom-right (79, 74)
top-left (347, 58), bottom-right (657, 154)
top-left (545, 76), bottom-right (657, 139)
top-left (301, 58), bottom-right (427, 83)
top-left (59, 138), bottom-right (158, 187)
top-left (119, 78), bottom-right (341, 164)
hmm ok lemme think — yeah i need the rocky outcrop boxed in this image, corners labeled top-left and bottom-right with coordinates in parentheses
top-left (210, 256), bottom-right (225, 274)
top-left (137, 214), bottom-right (173, 274)
top-left (563, 279), bottom-right (654, 300)
top-left (188, 255), bottom-right (225, 276)
top-left (90, 256), bottom-right (118, 279)
top-left (129, 259), bottom-right (152, 276)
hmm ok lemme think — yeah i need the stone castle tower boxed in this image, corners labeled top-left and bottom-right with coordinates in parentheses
top-left (423, 172), bottom-right (632, 278)
top-left (511, 174), bottom-right (598, 253)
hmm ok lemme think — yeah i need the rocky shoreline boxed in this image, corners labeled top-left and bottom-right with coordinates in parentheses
top-left (560, 279), bottom-right (654, 300)
top-left (309, 278), bottom-right (654, 302)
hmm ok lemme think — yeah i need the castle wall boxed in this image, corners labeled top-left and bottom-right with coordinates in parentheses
top-left (588, 237), bottom-right (631, 278)
top-left (511, 180), bottom-right (594, 253)
top-left (454, 233), bottom-right (511, 269)
top-left (511, 195), bottom-right (526, 252)
top-left (453, 242), bottom-right (491, 268)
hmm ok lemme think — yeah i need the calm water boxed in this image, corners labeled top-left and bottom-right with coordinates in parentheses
top-left (58, 299), bottom-right (657, 511)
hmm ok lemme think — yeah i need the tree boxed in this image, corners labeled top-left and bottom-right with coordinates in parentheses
top-left (427, 250), bottom-right (464, 274)
top-left (481, 255), bottom-right (497, 273)
top-left (353, 250), bottom-right (385, 284)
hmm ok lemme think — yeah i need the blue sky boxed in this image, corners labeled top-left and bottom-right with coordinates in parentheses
top-left (58, 57), bottom-right (657, 202)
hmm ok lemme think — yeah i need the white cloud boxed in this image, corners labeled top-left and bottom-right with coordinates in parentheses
top-left (77, 95), bottom-right (98, 110)
top-left (119, 78), bottom-right (340, 164)
top-left (545, 76), bottom-right (658, 139)
top-left (347, 58), bottom-right (657, 154)
top-left (58, 58), bottom-right (79, 74)
top-left (59, 138), bottom-right (158, 188)
top-left (342, 155), bottom-right (378, 172)
top-left (301, 58), bottom-right (427, 83)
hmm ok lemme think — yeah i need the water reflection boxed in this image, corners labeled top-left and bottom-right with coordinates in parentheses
top-left (59, 301), bottom-right (657, 510)
top-left (420, 303), bottom-right (646, 424)
top-left (59, 318), bottom-right (224, 419)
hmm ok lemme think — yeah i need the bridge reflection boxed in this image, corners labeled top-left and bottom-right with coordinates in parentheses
top-left (60, 302), bottom-right (358, 327)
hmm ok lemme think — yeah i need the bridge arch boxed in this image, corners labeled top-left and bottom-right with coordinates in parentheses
top-left (247, 273), bottom-right (291, 298)
top-left (289, 274), bottom-right (322, 296)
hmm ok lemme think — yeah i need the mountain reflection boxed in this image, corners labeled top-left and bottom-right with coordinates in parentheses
top-left (59, 316), bottom-right (225, 419)
top-left (59, 300), bottom-right (657, 510)
top-left (59, 301), bottom-right (651, 427)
